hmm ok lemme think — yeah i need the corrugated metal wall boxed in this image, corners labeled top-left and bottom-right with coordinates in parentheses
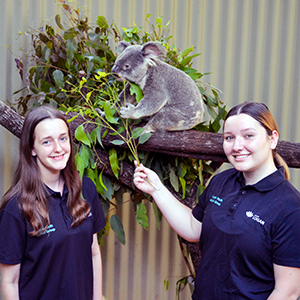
top-left (0, 1), bottom-right (300, 299)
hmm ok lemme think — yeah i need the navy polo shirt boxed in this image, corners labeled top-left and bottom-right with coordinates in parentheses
top-left (0, 176), bottom-right (106, 300)
top-left (192, 167), bottom-right (300, 300)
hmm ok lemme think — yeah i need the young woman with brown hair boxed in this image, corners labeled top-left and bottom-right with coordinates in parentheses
top-left (133, 102), bottom-right (300, 299)
top-left (0, 106), bottom-right (106, 300)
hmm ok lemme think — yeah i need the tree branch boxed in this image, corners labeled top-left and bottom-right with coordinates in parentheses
top-left (1, 101), bottom-right (300, 170)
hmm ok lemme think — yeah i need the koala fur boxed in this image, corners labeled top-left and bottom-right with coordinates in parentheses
top-left (112, 41), bottom-right (204, 133)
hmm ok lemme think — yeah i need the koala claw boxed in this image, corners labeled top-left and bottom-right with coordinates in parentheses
top-left (120, 103), bottom-right (136, 119)
top-left (95, 108), bottom-right (105, 117)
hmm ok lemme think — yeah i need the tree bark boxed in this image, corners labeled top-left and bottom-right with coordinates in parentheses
top-left (2, 101), bottom-right (299, 168)
top-left (67, 111), bottom-right (300, 168)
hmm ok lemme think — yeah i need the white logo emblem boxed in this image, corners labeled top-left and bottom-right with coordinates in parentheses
top-left (246, 211), bottom-right (265, 225)
top-left (246, 211), bottom-right (254, 218)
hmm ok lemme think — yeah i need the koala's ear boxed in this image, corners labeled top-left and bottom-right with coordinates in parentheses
top-left (141, 42), bottom-right (166, 60)
top-left (116, 41), bottom-right (131, 54)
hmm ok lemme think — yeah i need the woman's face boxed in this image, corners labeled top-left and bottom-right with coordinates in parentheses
top-left (31, 118), bottom-right (71, 179)
top-left (223, 113), bottom-right (278, 184)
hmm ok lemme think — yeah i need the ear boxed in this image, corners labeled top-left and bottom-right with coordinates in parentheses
top-left (32, 149), bottom-right (37, 156)
top-left (141, 42), bottom-right (165, 59)
top-left (270, 130), bottom-right (279, 150)
top-left (116, 41), bottom-right (131, 54)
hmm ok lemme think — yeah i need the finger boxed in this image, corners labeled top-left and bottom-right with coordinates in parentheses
top-left (134, 171), bottom-right (147, 179)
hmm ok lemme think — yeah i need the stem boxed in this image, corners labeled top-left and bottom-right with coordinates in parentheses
top-left (178, 239), bottom-right (195, 280)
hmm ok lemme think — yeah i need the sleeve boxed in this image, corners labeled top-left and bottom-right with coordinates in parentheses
top-left (192, 188), bottom-right (209, 222)
top-left (0, 204), bottom-right (26, 265)
top-left (271, 208), bottom-right (300, 268)
top-left (82, 176), bottom-right (106, 233)
top-left (192, 175), bottom-right (217, 222)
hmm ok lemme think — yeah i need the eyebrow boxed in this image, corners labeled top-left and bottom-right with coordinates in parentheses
top-left (39, 132), bottom-right (68, 141)
top-left (223, 127), bottom-right (257, 135)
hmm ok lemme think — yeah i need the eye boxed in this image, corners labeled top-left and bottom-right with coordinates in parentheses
top-left (245, 134), bottom-right (254, 139)
top-left (125, 64), bottom-right (130, 69)
top-left (60, 136), bottom-right (68, 142)
top-left (42, 140), bottom-right (51, 146)
top-left (224, 136), bottom-right (233, 141)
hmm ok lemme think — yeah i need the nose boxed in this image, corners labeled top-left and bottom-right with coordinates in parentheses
top-left (112, 65), bottom-right (119, 73)
top-left (53, 140), bottom-right (63, 152)
top-left (233, 137), bottom-right (244, 151)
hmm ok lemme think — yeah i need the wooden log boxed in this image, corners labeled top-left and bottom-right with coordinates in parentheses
top-left (1, 101), bottom-right (300, 168)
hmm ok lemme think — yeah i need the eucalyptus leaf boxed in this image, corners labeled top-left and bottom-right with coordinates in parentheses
top-left (139, 132), bottom-right (152, 144)
top-left (103, 101), bottom-right (118, 124)
top-left (181, 53), bottom-right (201, 67)
top-left (129, 83), bottom-right (143, 102)
top-left (88, 32), bottom-right (100, 42)
top-left (98, 169), bottom-right (108, 192)
top-left (96, 125), bottom-right (104, 148)
top-left (102, 173), bottom-right (114, 199)
top-left (79, 145), bottom-right (89, 168)
top-left (55, 14), bottom-right (64, 30)
top-left (131, 127), bottom-right (145, 139)
top-left (152, 201), bottom-right (162, 229)
top-left (181, 45), bottom-right (194, 57)
top-left (179, 177), bottom-right (186, 199)
top-left (74, 153), bottom-right (85, 179)
top-left (75, 124), bottom-right (91, 146)
top-left (109, 148), bottom-right (120, 179)
top-left (136, 203), bottom-right (149, 230)
top-left (170, 168), bottom-right (179, 192)
top-left (110, 214), bottom-right (126, 245)
top-left (53, 70), bottom-right (64, 88)
top-left (66, 37), bottom-right (77, 69)
top-left (111, 140), bottom-right (125, 146)
top-left (97, 16), bottom-right (109, 29)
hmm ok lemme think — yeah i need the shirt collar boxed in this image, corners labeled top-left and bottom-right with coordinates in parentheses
top-left (45, 183), bottom-right (69, 199)
top-left (237, 166), bottom-right (286, 192)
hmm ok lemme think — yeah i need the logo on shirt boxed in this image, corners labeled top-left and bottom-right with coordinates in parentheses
top-left (210, 195), bottom-right (223, 206)
top-left (246, 211), bottom-right (265, 225)
top-left (37, 224), bottom-right (56, 236)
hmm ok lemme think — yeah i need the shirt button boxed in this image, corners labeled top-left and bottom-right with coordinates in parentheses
top-left (242, 190), bottom-right (246, 195)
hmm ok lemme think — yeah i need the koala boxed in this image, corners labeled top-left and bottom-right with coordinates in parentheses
top-left (112, 41), bottom-right (204, 133)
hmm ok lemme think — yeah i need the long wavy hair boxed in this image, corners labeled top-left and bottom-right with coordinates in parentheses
top-left (0, 106), bottom-right (90, 236)
top-left (224, 102), bottom-right (290, 180)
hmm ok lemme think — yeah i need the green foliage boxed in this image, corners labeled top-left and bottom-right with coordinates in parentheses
top-left (13, 2), bottom-right (226, 257)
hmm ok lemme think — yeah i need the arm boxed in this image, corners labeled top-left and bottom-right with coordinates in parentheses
top-left (92, 233), bottom-right (103, 300)
top-left (0, 263), bottom-right (21, 300)
top-left (133, 161), bottom-right (202, 242)
top-left (267, 264), bottom-right (300, 300)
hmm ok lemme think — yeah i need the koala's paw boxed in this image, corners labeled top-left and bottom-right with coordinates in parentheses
top-left (120, 103), bottom-right (136, 119)
top-left (95, 108), bottom-right (105, 117)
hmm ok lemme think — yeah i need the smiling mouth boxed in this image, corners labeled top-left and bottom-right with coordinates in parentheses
top-left (51, 154), bottom-right (65, 160)
top-left (233, 154), bottom-right (250, 159)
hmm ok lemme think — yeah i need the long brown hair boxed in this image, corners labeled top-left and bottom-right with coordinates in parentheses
top-left (0, 106), bottom-right (90, 236)
top-left (224, 102), bottom-right (290, 180)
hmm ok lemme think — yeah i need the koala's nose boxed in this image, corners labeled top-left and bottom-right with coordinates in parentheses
top-left (112, 65), bottom-right (119, 73)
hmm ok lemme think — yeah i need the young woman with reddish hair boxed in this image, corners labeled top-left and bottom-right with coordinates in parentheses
top-left (134, 102), bottom-right (300, 299)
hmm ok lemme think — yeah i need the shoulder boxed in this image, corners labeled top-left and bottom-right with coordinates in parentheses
top-left (82, 175), bottom-right (96, 189)
top-left (0, 195), bottom-right (26, 233)
top-left (266, 169), bottom-right (300, 208)
top-left (0, 195), bottom-right (24, 221)
top-left (275, 179), bottom-right (300, 213)
top-left (209, 167), bottom-right (239, 186)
